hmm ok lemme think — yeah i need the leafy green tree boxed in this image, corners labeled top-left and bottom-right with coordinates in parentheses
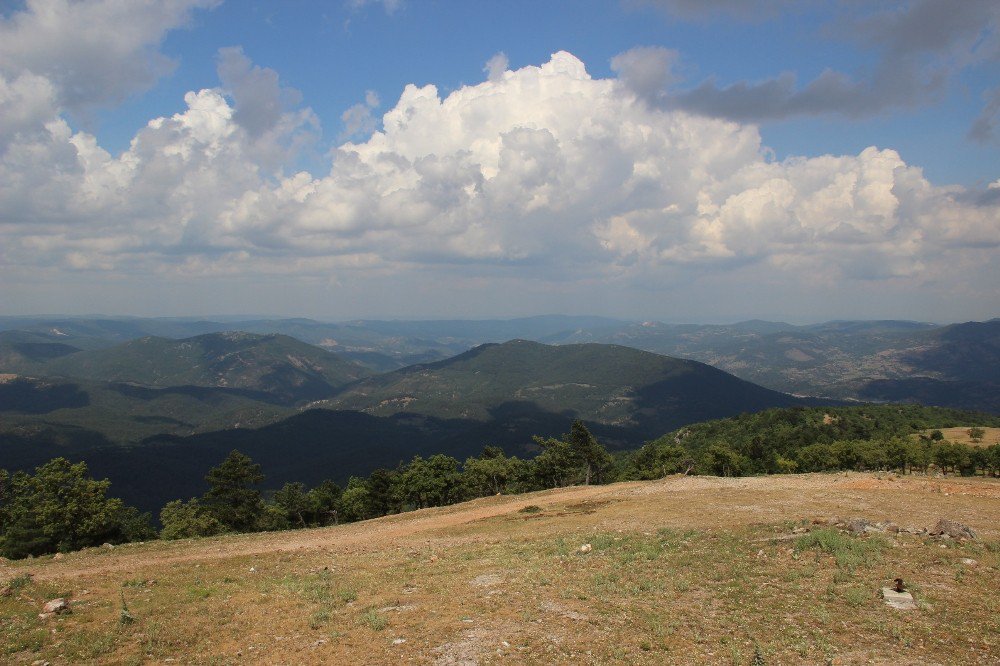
top-left (530, 436), bottom-right (578, 488)
top-left (203, 450), bottom-right (265, 532)
top-left (567, 421), bottom-right (613, 485)
top-left (967, 427), bottom-right (986, 443)
top-left (0, 458), bottom-right (153, 558)
top-left (929, 430), bottom-right (945, 441)
top-left (159, 499), bottom-right (225, 540)
top-left (462, 446), bottom-right (525, 497)
top-left (701, 443), bottom-right (749, 477)
top-left (796, 443), bottom-right (838, 472)
top-left (306, 480), bottom-right (343, 526)
top-left (272, 482), bottom-right (311, 528)
top-left (339, 476), bottom-right (373, 522)
top-left (398, 455), bottom-right (462, 508)
top-left (629, 441), bottom-right (693, 479)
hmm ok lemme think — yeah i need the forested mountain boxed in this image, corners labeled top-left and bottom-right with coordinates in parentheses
top-left (321, 340), bottom-right (808, 434)
top-left (3, 316), bottom-right (996, 410)
top-left (2, 332), bottom-right (371, 405)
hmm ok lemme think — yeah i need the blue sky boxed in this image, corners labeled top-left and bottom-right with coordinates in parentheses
top-left (1, 0), bottom-right (998, 322)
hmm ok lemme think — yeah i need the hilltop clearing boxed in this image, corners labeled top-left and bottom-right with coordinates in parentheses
top-left (2, 472), bottom-right (997, 664)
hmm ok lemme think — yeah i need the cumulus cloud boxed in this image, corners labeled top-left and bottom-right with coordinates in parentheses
top-left (338, 90), bottom-right (380, 141)
top-left (0, 32), bottom-right (996, 315)
top-left (623, 0), bottom-right (999, 125)
top-left (484, 52), bottom-right (509, 82)
top-left (0, 0), bottom-right (218, 112)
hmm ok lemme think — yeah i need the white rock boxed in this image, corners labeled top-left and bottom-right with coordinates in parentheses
top-left (579, 544), bottom-right (592, 553)
top-left (881, 588), bottom-right (917, 611)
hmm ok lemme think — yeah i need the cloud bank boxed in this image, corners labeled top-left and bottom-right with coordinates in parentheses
top-left (0, 1), bottom-right (997, 318)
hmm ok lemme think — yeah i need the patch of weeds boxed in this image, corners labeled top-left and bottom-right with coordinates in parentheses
top-left (674, 578), bottom-right (691, 593)
top-left (62, 629), bottom-right (119, 660)
top-left (983, 540), bottom-right (999, 554)
top-left (359, 608), bottom-right (387, 631)
top-left (141, 620), bottom-right (168, 656)
top-left (310, 610), bottom-right (331, 629)
top-left (119, 590), bottom-right (136, 626)
top-left (519, 505), bottom-right (542, 514)
top-left (794, 528), bottom-right (887, 570)
top-left (338, 587), bottom-right (358, 604)
top-left (6, 573), bottom-right (33, 593)
top-left (843, 586), bottom-right (868, 607)
top-left (186, 584), bottom-right (213, 600)
top-left (121, 578), bottom-right (146, 588)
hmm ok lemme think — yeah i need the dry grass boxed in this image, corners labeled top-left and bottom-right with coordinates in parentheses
top-left (1, 472), bottom-right (998, 664)
top-left (919, 426), bottom-right (1000, 448)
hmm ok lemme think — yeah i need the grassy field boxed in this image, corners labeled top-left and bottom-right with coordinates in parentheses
top-left (1, 472), bottom-right (998, 664)
top-left (920, 427), bottom-right (1000, 448)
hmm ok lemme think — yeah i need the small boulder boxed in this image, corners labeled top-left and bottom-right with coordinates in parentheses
top-left (52, 553), bottom-right (65, 561)
top-left (38, 598), bottom-right (70, 619)
top-left (930, 519), bottom-right (977, 540)
top-left (845, 518), bottom-right (874, 535)
top-left (881, 588), bottom-right (917, 611)
top-left (579, 543), bottom-right (592, 554)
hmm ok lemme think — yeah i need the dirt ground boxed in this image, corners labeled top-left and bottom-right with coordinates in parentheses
top-left (2, 472), bottom-right (999, 664)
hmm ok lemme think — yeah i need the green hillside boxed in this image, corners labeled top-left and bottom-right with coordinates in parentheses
top-left (36, 332), bottom-right (371, 405)
top-left (322, 339), bottom-right (806, 436)
top-left (0, 375), bottom-right (292, 444)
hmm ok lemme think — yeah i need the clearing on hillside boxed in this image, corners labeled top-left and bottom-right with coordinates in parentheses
top-left (1, 472), bottom-right (998, 664)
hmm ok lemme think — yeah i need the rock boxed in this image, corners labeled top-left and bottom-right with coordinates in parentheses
top-left (52, 553), bottom-right (65, 561)
top-left (929, 519), bottom-right (978, 540)
top-left (845, 518), bottom-right (873, 535)
top-left (0, 586), bottom-right (11, 597)
top-left (392, 638), bottom-right (406, 645)
top-left (881, 587), bottom-right (917, 611)
top-left (101, 543), bottom-right (114, 550)
top-left (42, 598), bottom-right (69, 614)
top-left (579, 543), bottom-right (592, 554)
top-left (791, 527), bottom-right (808, 534)
top-left (960, 558), bottom-right (979, 567)
top-left (38, 598), bottom-right (70, 619)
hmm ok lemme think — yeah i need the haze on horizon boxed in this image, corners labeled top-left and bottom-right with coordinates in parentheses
top-left (1, 1), bottom-right (998, 324)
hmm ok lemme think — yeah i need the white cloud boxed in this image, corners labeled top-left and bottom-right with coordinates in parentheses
top-left (0, 0), bottom-right (219, 112)
top-left (484, 52), bottom-right (509, 82)
top-left (0, 34), bottom-right (997, 317)
top-left (338, 89), bottom-right (380, 141)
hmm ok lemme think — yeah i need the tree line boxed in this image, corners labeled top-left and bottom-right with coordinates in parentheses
top-left (2, 406), bottom-right (998, 559)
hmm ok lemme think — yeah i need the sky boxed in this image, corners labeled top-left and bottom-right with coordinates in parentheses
top-left (0, 0), bottom-right (997, 324)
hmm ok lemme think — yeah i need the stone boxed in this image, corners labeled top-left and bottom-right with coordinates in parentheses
top-left (41, 598), bottom-right (69, 614)
top-left (392, 638), bottom-right (407, 645)
top-left (929, 519), bottom-right (978, 540)
top-left (845, 518), bottom-right (873, 534)
top-left (960, 558), bottom-right (979, 567)
top-left (579, 543), bottom-right (592, 553)
top-left (881, 588), bottom-right (917, 611)
top-left (52, 553), bottom-right (65, 561)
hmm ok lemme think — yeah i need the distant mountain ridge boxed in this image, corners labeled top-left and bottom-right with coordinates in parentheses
top-left (1, 314), bottom-right (997, 411)
top-left (320, 339), bottom-right (807, 438)
top-left (16, 332), bottom-right (371, 405)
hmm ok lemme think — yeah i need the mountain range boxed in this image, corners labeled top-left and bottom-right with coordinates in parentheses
top-left (1, 314), bottom-right (996, 512)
